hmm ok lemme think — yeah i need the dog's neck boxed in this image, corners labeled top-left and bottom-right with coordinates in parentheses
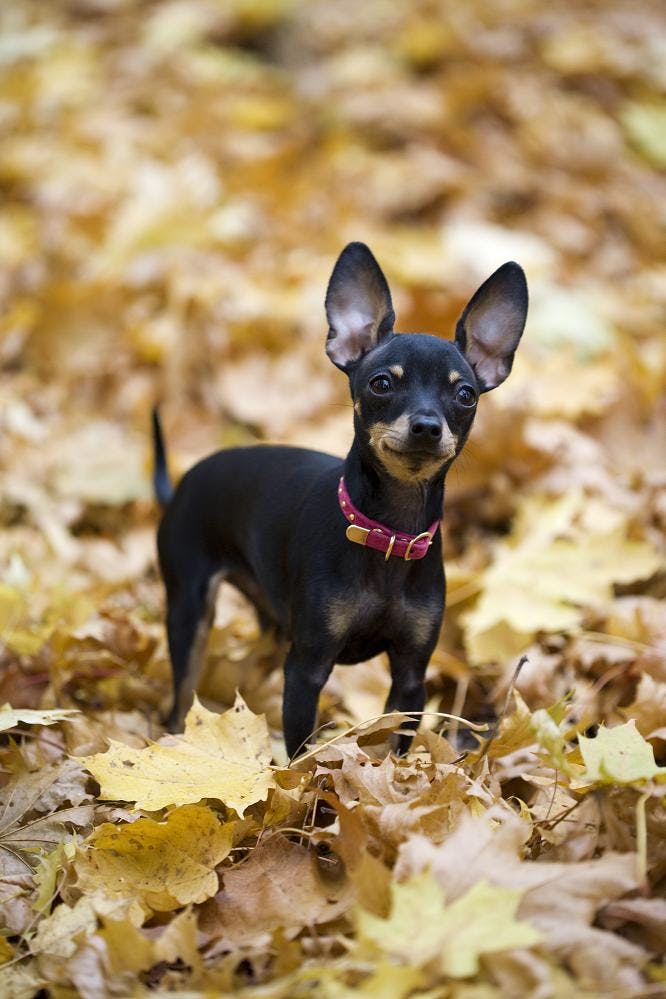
top-left (343, 438), bottom-right (446, 536)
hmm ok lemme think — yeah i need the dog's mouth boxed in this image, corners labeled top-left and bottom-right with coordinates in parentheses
top-left (367, 423), bottom-right (459, 482)
top-left (382, 441), bottom-right (456, 463)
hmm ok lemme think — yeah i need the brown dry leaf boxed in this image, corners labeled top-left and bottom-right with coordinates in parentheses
top-left (0, 760), bottom-right (93, 933)
top-left (623, 674), bottom-right (666, 740)
top-left (312, 791), bottom-right (392, 917)
top-left (64, 907), bottom-right (204, 998)
top-left (29, 894), bottom-right (141, 997)
top-left (396, 806), bottom-right (645, 990)
top-left (0, 961), bottom-right (44, 999)
top-left (199, 835), bottom-right (352, 948)
top-left (599, 896), bottom-right (666, 956)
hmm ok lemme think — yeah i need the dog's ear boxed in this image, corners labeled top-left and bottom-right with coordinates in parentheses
top-left (325, 242), bottom-right (395, 371)
top-left (455, 261), bottom-right (528, 392)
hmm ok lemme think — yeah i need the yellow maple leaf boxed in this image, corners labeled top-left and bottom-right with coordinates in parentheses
top-left (357, 870), bottom-right (541, 978)
top-left (80, 693), bottom-right (275, 814)
top-left (577, 720), bottom-right (666, 786)
top-left (76, 804), bottom-right (235, 912)
top-left (464, 493), bottom-right (660, 664)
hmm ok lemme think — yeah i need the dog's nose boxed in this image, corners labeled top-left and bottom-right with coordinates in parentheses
top-left (409, 415), bottom-right (442, 440)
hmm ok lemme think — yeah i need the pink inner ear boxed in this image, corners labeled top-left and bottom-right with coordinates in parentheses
top-left (327, 318), bottom-right (377, 366)
top-left (466, 345), bottom-right (509, 389)
top-left (464, 295), bottom-right (523, 389)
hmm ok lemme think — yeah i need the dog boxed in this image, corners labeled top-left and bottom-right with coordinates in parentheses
top-left (153, 242), bottom-right (528, 758)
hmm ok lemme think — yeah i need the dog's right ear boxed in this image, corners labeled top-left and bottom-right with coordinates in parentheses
top-left (325, 242), bottom-right (395, 371)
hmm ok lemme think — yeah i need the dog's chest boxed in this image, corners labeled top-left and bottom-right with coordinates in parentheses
top-left (327, 578), bottom-right (441, 658)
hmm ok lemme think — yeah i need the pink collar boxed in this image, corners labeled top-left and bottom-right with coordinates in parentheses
top-left (337, 477), bottom-right (439, 561)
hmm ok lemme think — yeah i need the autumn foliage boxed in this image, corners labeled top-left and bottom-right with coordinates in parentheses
top-left (1, 0), bottom-right (665, 996)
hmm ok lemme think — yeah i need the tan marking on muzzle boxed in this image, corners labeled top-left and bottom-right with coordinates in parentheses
top-left (369, 414), bottom-right (458, 483)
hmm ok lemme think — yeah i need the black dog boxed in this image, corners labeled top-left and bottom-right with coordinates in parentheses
top-left (153, 243), bottom-right (528, 758)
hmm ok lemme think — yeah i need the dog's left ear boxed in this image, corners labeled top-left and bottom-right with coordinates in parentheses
top-left (325, 242), bottom-right (395, 371)
top-left (455, 261), bottom-right (528, 392)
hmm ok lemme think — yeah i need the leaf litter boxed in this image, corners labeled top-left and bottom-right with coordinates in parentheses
top-left (1, 0), bottom-right (665, 996)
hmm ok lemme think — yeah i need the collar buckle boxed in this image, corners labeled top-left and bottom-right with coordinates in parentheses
top-left (404, 531), bottom-right (433, 561)
top-left (339, 476), bottom-right (439, 562)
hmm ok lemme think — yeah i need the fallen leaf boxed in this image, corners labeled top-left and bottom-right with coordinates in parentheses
top-left (464, 493), bottom-right (660, 664)
top-left (80, 694), bottom-right (275, 814)
top-left (0, 704), bottom-right (79, 733)
top-left (357, 870), bottom-right (542, 978)
top-left (577, 721), bottom-right (666, 786)
top-left (30, 894), bottom-right (132, 959)
top-left (621, 102), bottom-right (666, 168)
top-left (0, 936), bottom-right (13, 963)
top-left (0, 961), bottom-right (44, 999)
top-left (199, 835), bottom-right (352, 948)
top-left (76, 804), bottom-right (235, 912)
top-left (0, 761), bottom-right (93, 933)
top-left (396, 806), bottom-right (644, 988)
top-left (623, 674), bottom-right (666, 740)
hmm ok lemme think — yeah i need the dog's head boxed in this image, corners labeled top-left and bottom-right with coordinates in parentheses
top-left (325, 242), bottom-right (528, 483)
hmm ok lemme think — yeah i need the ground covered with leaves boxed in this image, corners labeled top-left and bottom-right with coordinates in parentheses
top-left (1, 0), bottom-right (666, 996)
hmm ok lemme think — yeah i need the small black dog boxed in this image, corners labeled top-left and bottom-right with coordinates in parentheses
top-left (153, 243), bottom-right (528, 758)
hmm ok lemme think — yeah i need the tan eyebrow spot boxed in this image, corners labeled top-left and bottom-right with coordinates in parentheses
top-left (448, 370), bottom-right (461, 384)
top-left (389, 365), bottom-right (404, 378)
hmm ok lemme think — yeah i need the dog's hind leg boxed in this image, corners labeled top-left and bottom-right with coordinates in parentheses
top-left (164, 566), bottom-right (224, 732)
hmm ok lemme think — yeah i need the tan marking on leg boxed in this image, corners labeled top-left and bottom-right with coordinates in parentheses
top-left (172, 570), bottom-right (224, 730)
top-left (449, 370), bottom-right (461, 384)
top-left (328, 594), bottom-right (381, 639)
top-left (389, 364), bottom-right (404, 379)
top-left (411, 608), bottom-right (439, 646)
top-left (400, 597), bottom-right (441, 646)
top-left (327, 597), bottom-right (357, 640)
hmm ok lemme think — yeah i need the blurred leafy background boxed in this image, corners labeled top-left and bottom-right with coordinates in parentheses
top-left (1, 0), bottom-right (663, 727)
top-left (0, 0), bottom-right (666, 993)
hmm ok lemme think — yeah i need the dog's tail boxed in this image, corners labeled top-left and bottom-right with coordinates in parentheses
top-left (152, 406), bottom-right (173, 509)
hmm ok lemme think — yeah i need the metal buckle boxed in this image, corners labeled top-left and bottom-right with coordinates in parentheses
top-left (404, 531), bottom-right (432, 561)
top-left (384, 534), bottom-right (396, 561)
top-left (346, 524), bottom-right (370, 546)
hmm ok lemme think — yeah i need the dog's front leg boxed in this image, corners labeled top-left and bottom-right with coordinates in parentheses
top-left (385, 644), bottom-right (434, 755)
top-left (282, 643), bottom-right (335, 760)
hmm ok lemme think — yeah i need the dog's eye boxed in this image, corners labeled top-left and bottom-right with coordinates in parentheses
top-left (369, 375), bottom-right (392, 395)
top-left (455, 385), bottom-right (477, 407)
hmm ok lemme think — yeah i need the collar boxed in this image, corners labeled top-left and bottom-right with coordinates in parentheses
top-left (337, 476), bottom-right (439, 561)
